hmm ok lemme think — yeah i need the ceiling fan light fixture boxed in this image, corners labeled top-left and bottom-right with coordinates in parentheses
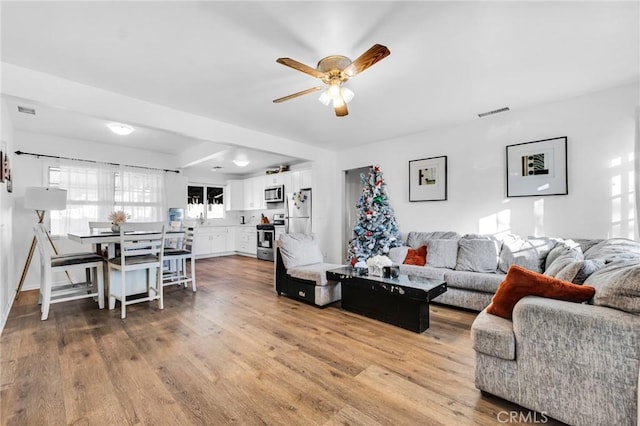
top-left (106, 122), bottom-right (135, 136)
top-left (341, 87), bottom-right (355, 104)
top-left (318, 91), bottom-right (332, 106)
top-left (233, 159), bottom-right (250, 167)
top-left (318, 86), bottom-right (354, 107)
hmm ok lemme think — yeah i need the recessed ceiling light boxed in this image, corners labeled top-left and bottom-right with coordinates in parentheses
top-left (106, 122), bottom-right (135, 136)
top-left (233, 159), bottom-right (250, 167)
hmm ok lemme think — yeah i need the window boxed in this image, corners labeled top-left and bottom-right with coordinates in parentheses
top-left (187, 185), bottom-right (224, 220)
top-left (49, 163), bottom-right (166, 235)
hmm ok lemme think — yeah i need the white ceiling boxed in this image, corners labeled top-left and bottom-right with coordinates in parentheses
top-left (1, 1), bottom-right (639, 166)
top-left (3, 94), bottom-right (301, 175)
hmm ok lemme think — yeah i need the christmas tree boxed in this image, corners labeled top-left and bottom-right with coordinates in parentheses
top-left (347, 165), bottom-right (402, 266)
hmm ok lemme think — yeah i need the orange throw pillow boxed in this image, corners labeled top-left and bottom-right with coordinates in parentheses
top-left (486, 265), bottom-right (596, 319)
top-left (404, 245), bottom-right (427, 266)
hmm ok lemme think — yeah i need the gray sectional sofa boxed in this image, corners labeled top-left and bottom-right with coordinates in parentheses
top-left (392, 231), bottom-right (640, 425)
top-left (390, 231), bottom-right (560, 311)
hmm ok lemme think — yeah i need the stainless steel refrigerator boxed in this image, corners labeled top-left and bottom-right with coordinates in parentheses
top-left (284, 189), bottom-right (312, 234)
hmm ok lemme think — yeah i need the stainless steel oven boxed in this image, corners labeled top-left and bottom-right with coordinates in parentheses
top-left (256, 224), bottom-right (275, 261)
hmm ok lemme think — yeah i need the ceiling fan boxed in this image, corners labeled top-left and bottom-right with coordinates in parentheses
top-left (273, 44), bottom-right (391, 117)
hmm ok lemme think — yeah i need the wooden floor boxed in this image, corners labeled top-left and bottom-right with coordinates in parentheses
top-left (1, 256), bottom-right (562, 425)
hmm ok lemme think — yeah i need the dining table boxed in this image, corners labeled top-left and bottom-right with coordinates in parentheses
top-left (68, 228), bottom-right (186, 303)
top-left (68, 229), bottom-right (185, 256)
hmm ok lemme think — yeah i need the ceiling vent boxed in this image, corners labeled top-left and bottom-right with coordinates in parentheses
top-left (211, 166), bottom-right (223, 171)
top-left (18, 106), bottom-right (36, 115)
top-left (478, 107), bottom-right (510, 118)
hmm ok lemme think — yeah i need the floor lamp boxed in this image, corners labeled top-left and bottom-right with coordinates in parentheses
top-left (15, 187), bottom-right (68, 300)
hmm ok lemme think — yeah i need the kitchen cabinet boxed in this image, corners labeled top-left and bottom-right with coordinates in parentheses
top-left (225, 179), bottom-right (244, 211)
top-left (265, 173), bottom-right (285, 187)
top-left (243, 176), bottom-right (265, 210)
top-left (235, 227), bottom-right (257, 255)
top-left (289, 169), bottom-right (312, 193)
top-left (224, 170), bottom-right (311, 211)
top-left (195, 227), bottom-right (231, 257)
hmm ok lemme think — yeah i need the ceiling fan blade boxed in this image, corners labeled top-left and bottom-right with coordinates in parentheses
top-left (343, 44), bottom-right (391, 77)
top-left (334, 102), bottom-right (348, 117)
top-left (273, 86), bottom-right (323, 103)
top-left (276, 58), bottom-right (326, 79)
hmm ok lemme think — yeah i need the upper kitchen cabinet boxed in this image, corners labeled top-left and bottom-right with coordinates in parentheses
top-left (265, 173), bottom-right (285, 187)
top-left (225, 179), bottom-right (244, 211)
top-left (224, 169), bottom-right (312, 211)
top-left (243, 176), bottom-right (266, 210)
top-left (289, 169), bottom-right (312, 193)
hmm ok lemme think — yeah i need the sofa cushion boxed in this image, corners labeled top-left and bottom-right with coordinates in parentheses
top-left (498, 235), bottom-right (556, 273)
top-left (406, 231), bottom-right (460, 249)
top-left (584, 238), bottom-right (640, 263)
top-left (388, 246), bottom-right (409, 264)
top-left (277, 233), bottom-right (323, 269)
top-left (403, 245), bottom-right (427, 266)
top-left (444, 270), bottom-right (505, 293)
top-left (486, 265), bottom-right (596, 319)
top-left (455, 239), bottom-right (501, 273)
top-left (287, 263), bottom-right (343, 286)
top-left (554, 259), bottom-right (606, 284)
top-left (399, 265), bottom-right (447, 280)
top-left (584, 260), bottom-right (640, 314)
top-left (426, 239), bottom-right (459, 269)
top-left (544, 247), bottom-right (584, 276)
top-left (471, 309), bottom-right (516, 360)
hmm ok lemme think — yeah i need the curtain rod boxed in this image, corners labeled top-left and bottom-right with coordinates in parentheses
top-left (14, 150), bottom-right (180, 174)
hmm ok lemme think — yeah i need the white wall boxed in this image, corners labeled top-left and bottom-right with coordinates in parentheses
top-left (337, 83), bottom-right (640, 243)
top-left (0, 99), bottom-right (16, 332)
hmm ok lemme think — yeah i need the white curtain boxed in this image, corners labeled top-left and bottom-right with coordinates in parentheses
top-left (50, 161), bottom-right (115, 235)
top-left (114, 167), bottom-right (167, 222)
top-left (50, 162), bottom-right (167, 235)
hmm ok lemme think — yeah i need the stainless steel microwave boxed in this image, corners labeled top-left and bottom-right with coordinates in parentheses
top-left (264, 185), bottom-right (284, 203)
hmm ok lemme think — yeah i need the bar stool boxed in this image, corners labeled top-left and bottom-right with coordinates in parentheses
top-left (163, 227), bottom-right (196, 292)
top-left (34, 224), bottom-right (105, 320)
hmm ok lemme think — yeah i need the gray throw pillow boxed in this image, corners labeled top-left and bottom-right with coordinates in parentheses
top-left (455, 239), bottom-right (500, 273)
top-left (499, 235), bottom-right (554, 273)
top-left (554, 259), bottom-right (605, 284)
top-left (545, 239), bottom-right (580, 270)
top-left (584, 238), bottom-right (640, 263)
top-left (406, 231), bottom-right (460, 249)
top-left (388, 246), bottom-right (409, 265)
top-left (584, 260), bottom-right (640, 314)
top-left (544, 248), bottom-right (584, 277)
top-left (426, 239), bottom-right (459, 269)
top-left (277, 233), bottom-right (323, 269)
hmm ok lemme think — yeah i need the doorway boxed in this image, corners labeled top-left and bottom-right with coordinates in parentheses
top-left (343, 166), bottom-right (371, 263)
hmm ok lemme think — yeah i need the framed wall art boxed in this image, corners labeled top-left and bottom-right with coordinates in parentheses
top-left (506, 136), bottom-right (567, 197)
top-left (409, 155), bottom-right (447, 201)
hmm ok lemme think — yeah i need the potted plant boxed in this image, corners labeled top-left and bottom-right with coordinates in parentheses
top-left (108, 210), bottom-right (129, 232)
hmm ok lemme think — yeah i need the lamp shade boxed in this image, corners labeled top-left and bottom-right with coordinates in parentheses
top-left (24, 187), bottom-right (67, 211)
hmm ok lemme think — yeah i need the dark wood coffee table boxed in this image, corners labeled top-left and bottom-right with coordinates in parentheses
top-left (326, 267), bottom-right (447, 333)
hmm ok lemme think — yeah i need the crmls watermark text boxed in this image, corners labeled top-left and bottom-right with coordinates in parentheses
top-left (497, 411), bottom-right (549, 423)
